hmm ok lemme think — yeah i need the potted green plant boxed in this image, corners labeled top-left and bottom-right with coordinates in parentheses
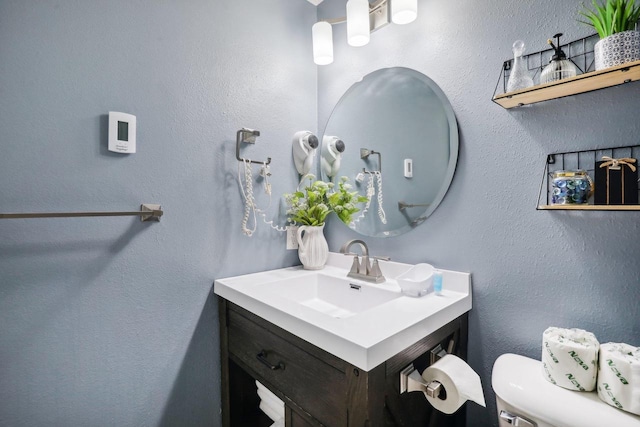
top-left (285, 176), bottom-right (367, 270)
top-left (580, 0), bottom-right (640, 70)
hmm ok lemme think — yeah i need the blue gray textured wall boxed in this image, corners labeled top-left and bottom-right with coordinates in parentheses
top-left (0, 1), bottom-right (315, 425)
top-left (2, 1), bottom-right (640, 426)
top-left (318, 0), bottom-right (640, 426)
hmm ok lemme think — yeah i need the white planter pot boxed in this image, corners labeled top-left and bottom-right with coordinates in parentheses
top-left (594, 30), bottom-right (640, 70)
top-left (296, 224), bottom-right (328, 270)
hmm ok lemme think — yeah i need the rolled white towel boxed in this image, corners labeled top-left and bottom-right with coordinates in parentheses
top-left (597, 342), bottom-right (640, 416)
top-left (258, 388), bottom-right (285, 410)
top-left (256, 380), bottom-right (285, 422)
top-left (259, 400), bottom-right (283, 423)
top-left (256, 381), bottom-right (284, 407)
top-left (541, 327), bottom-right (599, 391)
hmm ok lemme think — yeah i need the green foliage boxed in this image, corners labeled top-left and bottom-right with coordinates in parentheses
top-left (284, 176), bottom-right (368, 226)
top-left (580, 0), bottom-right (640, 38)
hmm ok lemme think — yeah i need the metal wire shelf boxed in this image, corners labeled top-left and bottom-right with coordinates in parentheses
top-left (492, 34), bottom-right (640, 109)
top-left (537, 145), bottom-right (640, 210)
top-left (495, 34), bottom-right (599, 94)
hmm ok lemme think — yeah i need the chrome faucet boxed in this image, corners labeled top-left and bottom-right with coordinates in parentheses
top-left (339, 239), bottom-right (389, 283)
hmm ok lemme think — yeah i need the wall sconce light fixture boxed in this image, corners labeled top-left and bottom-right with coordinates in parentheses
top-left (390, 0), bottom-right (418, 24)
top-left (347, 0), bottom-right (371, 47)
top-left (312, 0), bottom-right (417, 65)
top-left (312, 21), bottom-right (334, 65)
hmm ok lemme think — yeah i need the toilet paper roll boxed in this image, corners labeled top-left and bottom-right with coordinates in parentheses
top-left (597, 342), bottom-right (640, 416)
top-left (541, 327), bottom-right (600, 391)
top-left (421, 354), bottom-right (486, 414)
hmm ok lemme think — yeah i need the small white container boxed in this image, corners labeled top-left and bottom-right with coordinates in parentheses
top-left (396, 263), bottom-right (434, 297)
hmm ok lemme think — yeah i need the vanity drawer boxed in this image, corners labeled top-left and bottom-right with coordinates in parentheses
top-left (227, 309), bottom-right (347, 427)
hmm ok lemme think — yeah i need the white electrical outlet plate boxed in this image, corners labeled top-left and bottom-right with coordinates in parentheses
top-left (404, 158), bottom-right (413, 178)
top-left (286, 226), bottom-right (299, 250)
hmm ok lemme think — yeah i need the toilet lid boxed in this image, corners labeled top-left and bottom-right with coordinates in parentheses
top-left (492, 353), bottom-right (640, 427)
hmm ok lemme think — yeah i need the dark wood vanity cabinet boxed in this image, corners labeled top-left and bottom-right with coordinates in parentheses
top-left (219, 298), bottom-right (468, 427)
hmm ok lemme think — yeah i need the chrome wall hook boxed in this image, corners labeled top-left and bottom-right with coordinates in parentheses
top-left (360, 148), bottom-right (381, 173)
top-left (236, 128), bottom-right (271, 165)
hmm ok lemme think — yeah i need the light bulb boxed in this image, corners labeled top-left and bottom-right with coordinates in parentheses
top-left (312, 21), bottom-right (333, 65)
top-left (347, 0), bottom-right (370, 47)
top-left (391, 0), bottom-right (417, 25)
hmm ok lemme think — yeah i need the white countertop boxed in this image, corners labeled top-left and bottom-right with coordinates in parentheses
top-left (214, 253), bottom-right (472, 371)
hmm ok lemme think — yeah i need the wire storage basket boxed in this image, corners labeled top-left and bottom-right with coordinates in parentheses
top-left (537, 144), bottom-right (640, 210)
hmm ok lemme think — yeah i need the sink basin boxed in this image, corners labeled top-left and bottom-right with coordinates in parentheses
top-left (267, 273), bottom-right (401, 319)
top-left (215, 253), bottom-right (471, 370)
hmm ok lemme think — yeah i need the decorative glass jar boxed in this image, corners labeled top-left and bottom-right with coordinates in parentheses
top-left (551, 170), bottom-right (594, 204)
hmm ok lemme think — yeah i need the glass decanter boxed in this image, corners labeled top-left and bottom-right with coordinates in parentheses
top-left (506, 40), bottom-right (534, 93)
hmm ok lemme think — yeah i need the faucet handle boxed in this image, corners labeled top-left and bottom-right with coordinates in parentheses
top-left (348, 254), bottom-right (360, 275)
top-left (369, 259), bottom-right (386, 281)
top-left (372, 255), bottom-right (390, 262)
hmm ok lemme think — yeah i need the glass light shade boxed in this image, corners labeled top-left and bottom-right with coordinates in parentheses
top-left (391, 0), bottom-right (417, 25)
top-left (312, 22), bottom-right (333, 65)
top-left (347, 0), bottom-right (370, 47)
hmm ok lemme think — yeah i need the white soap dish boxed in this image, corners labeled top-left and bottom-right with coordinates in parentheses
top-left (396, 263), bottom-right (435, 297)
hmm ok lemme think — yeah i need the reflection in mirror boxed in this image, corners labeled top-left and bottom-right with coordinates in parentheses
top-left (321, 67), bottom-right (459, 237)
top-left (321, 136), bottom-right (345, 180)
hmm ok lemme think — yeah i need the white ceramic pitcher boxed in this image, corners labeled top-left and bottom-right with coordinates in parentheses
top-left (296, 224), bottom-right (328, 270)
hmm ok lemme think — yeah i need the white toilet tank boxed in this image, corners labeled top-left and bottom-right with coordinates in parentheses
top-left (492, 353), bottom-right (640, 427)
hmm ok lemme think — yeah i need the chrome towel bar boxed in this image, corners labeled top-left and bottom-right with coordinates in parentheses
top-left (0, 204), bottom-right (163, 222)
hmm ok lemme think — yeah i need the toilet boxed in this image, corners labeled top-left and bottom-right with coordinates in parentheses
top-left (492, 353), bottom-right (640, 427)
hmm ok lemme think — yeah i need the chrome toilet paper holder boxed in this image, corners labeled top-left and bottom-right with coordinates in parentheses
top-left (426, 343), bottom-right (448, 398)
top-left (426, 380), bottom-right (445, 399)
top-left (400, 342), bottom-right (453, 400)
top-left (430, 343), bottom-right (448, 364)
top-left (401, 337), bottom-right (487, 413)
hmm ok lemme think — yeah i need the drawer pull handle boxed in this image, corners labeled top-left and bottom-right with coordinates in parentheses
top-left (256, 350), bottom-right (285, 371)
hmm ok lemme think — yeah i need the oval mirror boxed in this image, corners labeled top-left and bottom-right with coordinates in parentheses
top-left (320, 67), bottom-right (459, 237)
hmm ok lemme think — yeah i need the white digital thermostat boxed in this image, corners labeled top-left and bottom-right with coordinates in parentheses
top-left (108, 112), bottom-right (136, 153)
